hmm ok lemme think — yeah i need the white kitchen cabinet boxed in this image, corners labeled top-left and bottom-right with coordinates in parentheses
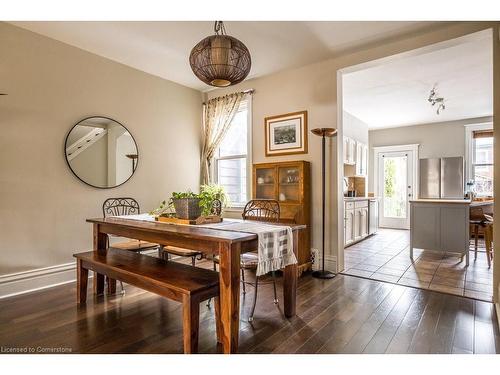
top-left (343, 136), bottom-right (356, 165)
top-left (344, 200), bottom-right (370, 246)
top-left (344, 208), bottom-right (355, 245)
top-left (360, 207), bottom-right (369, 237)
top-left (355, 142), bottom-right (368, 176)
top-left (354, 208), bottom-right (362, 241)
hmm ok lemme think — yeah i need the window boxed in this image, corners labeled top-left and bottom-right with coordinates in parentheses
top-left (472, 130), bottom-right (493, 197)
top-left (214, 99), bottom-right (251, 207)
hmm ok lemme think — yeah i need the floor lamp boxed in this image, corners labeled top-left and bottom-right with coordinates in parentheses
top-left (311, 127), bottom-right (338, 279)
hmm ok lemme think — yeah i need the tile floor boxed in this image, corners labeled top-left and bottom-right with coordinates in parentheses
top-left (342, 228), bottom-right (494, 301)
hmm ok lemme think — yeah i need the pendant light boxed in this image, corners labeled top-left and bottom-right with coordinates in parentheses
top-left (189, 21), bottom-right (251, 87)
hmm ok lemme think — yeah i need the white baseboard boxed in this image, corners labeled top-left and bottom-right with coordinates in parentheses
top-left (0, 262), bottom-right (77, 299)
top-left (0, 249), bottom-right (160, 300)
top-left (311, 248), bottom-right (337, 273)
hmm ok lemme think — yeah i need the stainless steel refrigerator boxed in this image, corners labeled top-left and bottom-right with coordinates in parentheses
top-left (419, 157), bottom-right (464, 199)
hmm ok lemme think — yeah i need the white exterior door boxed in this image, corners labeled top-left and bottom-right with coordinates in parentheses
top-left (377, 150), bottom-right (414, 229)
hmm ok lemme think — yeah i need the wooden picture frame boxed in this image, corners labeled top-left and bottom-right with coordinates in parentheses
top-left (265, 111), bottom-right (308, 157)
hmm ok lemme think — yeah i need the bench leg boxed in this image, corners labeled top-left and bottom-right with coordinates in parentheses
top-left (214, 296), bottom-right (222, 344)
top-left (106, 277), bottom-right (117, 294)
top-left (93, 272), bottom-right (105, 295)
top-left (77, 259), bottom-right (88, 304)
top-left (182, 295), bottom-right (200, 354)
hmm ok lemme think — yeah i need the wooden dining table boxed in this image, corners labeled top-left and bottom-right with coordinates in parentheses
top-left (86, 216), bottom-right (306, 354)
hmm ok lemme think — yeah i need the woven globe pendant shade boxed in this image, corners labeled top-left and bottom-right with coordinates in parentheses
top-left (189, 21), bottom-right (251, 87)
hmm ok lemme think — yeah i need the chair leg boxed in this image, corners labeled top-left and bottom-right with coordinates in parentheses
top-left (157, 245), bottom-right (163, 259)
top-left (485, 225), bottom-right (492, 269)
top-left (241, 268), bottom-right (246, 294)
top-left (77, 259), bottom-right (88, 304)
top-left (248, 276), bottom-right (259, 322)
top-left (272, 271), bottom-right (279, 304)
top-left (474, 224), bottom-right (479, 260)
top-left (213, 261), bottom-right (217, 271)
top-left (182, 295), bottom-right (200, 354)
top-left (191, 256), bottom-right (196, 267)
top-left (214, 296), bottom-right (222, 344)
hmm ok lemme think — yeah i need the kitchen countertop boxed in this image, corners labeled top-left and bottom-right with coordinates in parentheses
top-left (344, 196), bottom-right (379, 201)
top-left (409, 198), bottom-right (472, 204)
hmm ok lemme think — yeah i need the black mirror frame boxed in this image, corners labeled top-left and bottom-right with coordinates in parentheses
top-left (64, 116), bottom-right (139, 189)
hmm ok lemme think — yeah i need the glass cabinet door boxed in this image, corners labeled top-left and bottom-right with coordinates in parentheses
top-left (255, 168), bottom-right (276, 199)
top-left (278, 166), bottom-right (300, 202)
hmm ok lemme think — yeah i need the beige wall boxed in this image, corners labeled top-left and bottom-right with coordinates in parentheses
top-left (367, 117), bottom-right (492, 192)
top-left (206, 22), bottom-right (499, 279)
top-left (0, 23), bottom-right (202, 275)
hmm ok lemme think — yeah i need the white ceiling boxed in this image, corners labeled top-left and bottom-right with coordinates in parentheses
top-left (342, 30), bottom-right (493, 129)
top-left (11, 21), bottom-right (442, 91)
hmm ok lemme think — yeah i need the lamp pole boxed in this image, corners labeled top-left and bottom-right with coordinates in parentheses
top-left (311, 128), bottom-right (337, 279)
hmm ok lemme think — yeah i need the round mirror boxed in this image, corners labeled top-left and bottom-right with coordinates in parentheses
top-left (65, 116), bottom-right (138, 188)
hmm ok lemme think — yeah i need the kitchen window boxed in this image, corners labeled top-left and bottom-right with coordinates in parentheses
top-left (214, 98), bottom-right (252, 207)
top-left (465, 123), bottom-right (494, 197)
top-left (471, 129), bottom-right (494, 197)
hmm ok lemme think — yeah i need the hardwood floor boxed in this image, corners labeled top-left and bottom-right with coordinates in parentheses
top-left (0, 270), bottom-right (498, 354)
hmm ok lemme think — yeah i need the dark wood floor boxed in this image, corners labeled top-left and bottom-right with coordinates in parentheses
top-left (0, 271), bottom-right (499, 354)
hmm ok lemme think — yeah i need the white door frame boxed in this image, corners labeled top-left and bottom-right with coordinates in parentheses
top-left (373, 144), bottom-right (419, 229)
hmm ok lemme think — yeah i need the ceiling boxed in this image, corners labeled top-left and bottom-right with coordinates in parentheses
top-left (11, 21), bottom-right (443, 91)
top-left (342, 30), bottom-right (493, 129)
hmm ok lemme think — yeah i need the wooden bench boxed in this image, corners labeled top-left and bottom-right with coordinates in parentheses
top-left (74, 248), bottom-right (221, 353)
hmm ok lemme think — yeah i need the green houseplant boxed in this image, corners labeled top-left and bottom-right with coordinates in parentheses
top-left (150, 185), bottom-right (229, 220)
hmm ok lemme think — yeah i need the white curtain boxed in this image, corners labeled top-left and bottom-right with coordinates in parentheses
top-left (200, 92), bottom-right (245, 184)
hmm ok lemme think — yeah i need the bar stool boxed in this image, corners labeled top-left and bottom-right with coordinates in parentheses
top-left (470, 206), bottom-right (493, 266)
top-left (483, 218), bottom-right (494, 268)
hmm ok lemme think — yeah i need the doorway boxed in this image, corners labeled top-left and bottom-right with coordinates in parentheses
top-left (376, 149), bottom-right (415, 229)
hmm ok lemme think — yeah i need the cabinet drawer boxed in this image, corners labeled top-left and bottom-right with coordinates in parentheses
top-left (345, 202), bottom-right (355, 210)
top-left (354, 200), bottom-right (368, 208)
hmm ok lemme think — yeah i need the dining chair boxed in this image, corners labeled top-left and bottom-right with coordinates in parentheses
top-left (211, 199), bottom-right (281, 322)
top-left (157, 198), bottom-right (205, 266)
top-left (102, 197), bottom-right (162, 294)
top-left (102, 198), bottom-right (160, 253)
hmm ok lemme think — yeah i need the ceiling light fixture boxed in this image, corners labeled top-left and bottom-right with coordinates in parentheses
top-left (189, 21), bottom-right (251, 88)
top-left (428, 85), bottom-right (445, 114)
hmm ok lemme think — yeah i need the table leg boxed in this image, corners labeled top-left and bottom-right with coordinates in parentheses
top-left (218, 241), bottom-right (240, 354)
top-left (284, 230), bottom-right (298, 318)
top-left (93, 223), bottom-right (107, 295)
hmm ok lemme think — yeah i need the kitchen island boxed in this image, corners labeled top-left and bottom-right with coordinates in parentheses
top-left (409, 199), bottom-right (471, 265)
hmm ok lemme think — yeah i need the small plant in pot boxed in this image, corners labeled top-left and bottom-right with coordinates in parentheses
top-left (151, 185), bottom-right (229, 220)
top-left (171, 191), bottom-right (202, 220)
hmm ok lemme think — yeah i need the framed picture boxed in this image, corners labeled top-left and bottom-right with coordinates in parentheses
top-left (265, 110), bottom-right (308, 156)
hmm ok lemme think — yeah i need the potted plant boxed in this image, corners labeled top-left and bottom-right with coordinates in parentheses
top-left (151, 185), bottom-right (229, 220)
top-left (171, 191), bottom-right (202, 220)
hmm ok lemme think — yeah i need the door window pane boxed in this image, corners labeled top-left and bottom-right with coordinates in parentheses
top-left (383, 156), bottom-right (407, 219)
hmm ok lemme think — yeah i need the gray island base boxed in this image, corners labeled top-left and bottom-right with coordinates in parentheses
top-left (409, 199), bottom-right (471, 266)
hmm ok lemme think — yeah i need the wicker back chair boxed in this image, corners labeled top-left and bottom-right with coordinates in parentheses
top-left (242, 199), bottom-right (280, 223)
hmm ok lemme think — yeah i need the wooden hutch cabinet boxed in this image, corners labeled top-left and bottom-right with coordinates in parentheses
top-left (252, 160), bottom-right (311, 275)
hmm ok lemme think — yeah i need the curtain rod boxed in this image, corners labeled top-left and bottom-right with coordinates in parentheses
top-left (202, 89), bottom-right (254, 105)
